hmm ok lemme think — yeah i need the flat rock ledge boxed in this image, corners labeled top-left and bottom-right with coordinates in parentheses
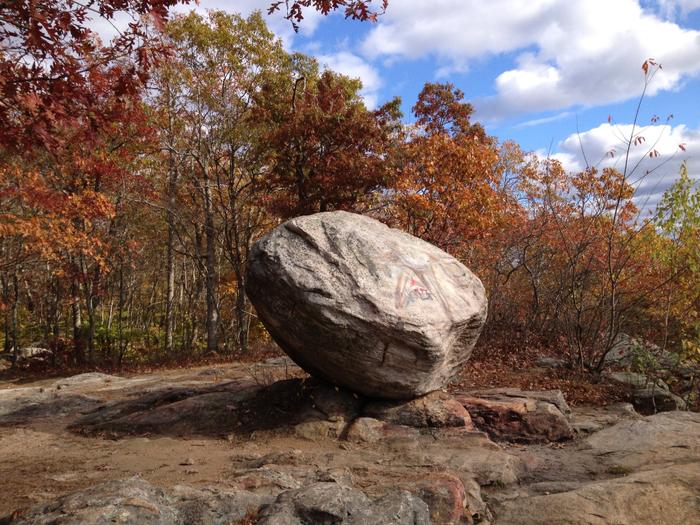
top-left (0, 369), bottom-right (574, 447)
top-left (59, 376), bottom-right (573, 446)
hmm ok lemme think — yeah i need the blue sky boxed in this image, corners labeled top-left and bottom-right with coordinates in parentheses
top-left (152, 1), bottom-right (700, 209)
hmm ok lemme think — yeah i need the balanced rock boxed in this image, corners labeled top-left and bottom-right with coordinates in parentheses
top-left (246, 211), bottom-right (487, 399)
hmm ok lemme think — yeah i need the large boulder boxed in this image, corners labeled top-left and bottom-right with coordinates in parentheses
top-left (246, 211), bottom-right (488, 399)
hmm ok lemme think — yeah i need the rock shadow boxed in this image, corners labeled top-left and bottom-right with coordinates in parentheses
top-left (0, 392), bottom-right (103, 426)
top-left (70, 378), bottom-right (351, 439)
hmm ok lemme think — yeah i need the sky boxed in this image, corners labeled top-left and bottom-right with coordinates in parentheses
top-left (102, 0), bottom-right (700, 211)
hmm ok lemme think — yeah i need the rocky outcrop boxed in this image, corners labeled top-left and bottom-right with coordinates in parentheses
top-left (569, 402), bottom-right (639, 434)
top-left (3, 477), bottom-right (269, 525)
top-left (257, 482), bottom-right (431, 525)
top-left (455, 389), bottom-right (574, 443)
top-left (490, 411), bottom-right (700, 525)
top-left (245, 211), bottom-right (488, 399)
top-left (584, 411), bottom-right (700, 469)
top-left (70, 377), bottom-right (367, 440)
top-left (4, 365), bottom-right (700, 525)
top-left (2, 477), bottom-right (431, 525)
top-left (0, 382), bottom-right (103, 426)
top-left (464, 388), bottom-right (571, 415)
top-left (493, 463), bottom-right (700, 525)
top-left (605, 333), bottom-right (681, 369)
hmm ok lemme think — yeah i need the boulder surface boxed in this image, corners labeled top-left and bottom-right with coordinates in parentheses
top-left (246, 211), bottom-right (488, 399)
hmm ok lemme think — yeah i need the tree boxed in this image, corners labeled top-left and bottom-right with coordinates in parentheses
top-left (265, 67), bottom-right (401, 218)
top-left (1, 0), bottom-right (185, 362)
top-left (2, 0), bottom-right (392, 363)
top-left (388, 83), bottom-right (506, 256)
top-left (269, 0), bottom-right (388, 29)
top-left (653, 162), bottom-right (700, 361)
top-left (1, 0), bottom-right (385, 150)
top-left (154, 10), bottom-right (296, 354)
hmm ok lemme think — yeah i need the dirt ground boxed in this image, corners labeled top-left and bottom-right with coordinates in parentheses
top-left (0, 363), bottom-right (319, 516)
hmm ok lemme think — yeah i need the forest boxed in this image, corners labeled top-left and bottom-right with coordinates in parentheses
top-left (1, 0), bottom-right (699, 384)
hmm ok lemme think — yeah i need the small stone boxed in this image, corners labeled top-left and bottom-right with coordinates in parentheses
top-left (410, 473), bottom-right (468, 525)
top-left (535, 356), bottom-right (566, 369)
top-left (294, 419), bottom-right (344, 440)
top-left (363, 391), bottom-right (474, 429)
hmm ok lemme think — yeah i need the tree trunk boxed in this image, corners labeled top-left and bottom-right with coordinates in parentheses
top-left (164, 81), bottom-right (177, 355)
top-left (71, 277), bottom-right (84, 364)
top-left (165, 214), bottom-right (176, 354)
top-left (10, 272), bottom-right (19, 364)
top-left (117, 263), bottom-right (126, 368)
top-left (235, 285), bottom-right (248, 354)
top-left (204, 182), bottom-right (218, 354)
top-left (1, 274), bottom-right (10, 354)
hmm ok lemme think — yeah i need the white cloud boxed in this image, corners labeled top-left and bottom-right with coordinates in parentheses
top-left (88, 0), bottom-right (325, 49)
top-left (362, 0), bottom-right (550, 62)
top-left (656, 0), bottom-right (700, 19)
top-left (549, 121), bottom-right (700, 212)
top-left (361, 0), bottom-right (700, 120)
top-left (316, 52), bottom-right (383, 109)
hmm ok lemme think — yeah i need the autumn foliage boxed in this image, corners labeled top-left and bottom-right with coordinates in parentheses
top-left (388, 83), bottom-right (508, 252)
top-left (1, 2), bottom-right (698, 388)
top-left (265, 70), bottom-right (401, 217)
